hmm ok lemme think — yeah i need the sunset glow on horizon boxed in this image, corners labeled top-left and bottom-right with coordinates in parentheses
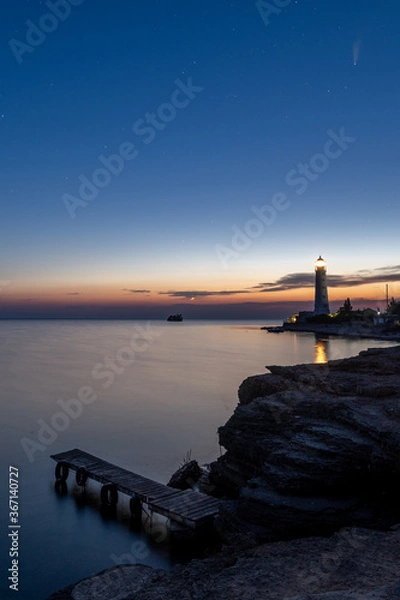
top-left (1, 258), bottom-right (398, 319)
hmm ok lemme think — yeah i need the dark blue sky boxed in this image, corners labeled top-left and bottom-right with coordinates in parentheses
top-left (1, 0), bottom-right (399, 317)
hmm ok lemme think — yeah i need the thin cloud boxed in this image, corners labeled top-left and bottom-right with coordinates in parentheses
top-left (254, 273), bottom-right (314, 292)
top-left (67, 292), bottom-right (80, 296)
top-left (158, 290), bottom-right (251, 299)
top-left (256, 265), bottom-right (400, 293)
top-left (123, 289), bottom-right (151, 294)
top-left (375, 264), bottom-right (400, 272)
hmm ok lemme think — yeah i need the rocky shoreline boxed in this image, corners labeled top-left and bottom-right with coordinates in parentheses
top-left (263, 322), bottom-right (400, 342)
top-left (48, 525), bottom-right (400, 599)
top-left (48, 345), bottom-right (400, 600)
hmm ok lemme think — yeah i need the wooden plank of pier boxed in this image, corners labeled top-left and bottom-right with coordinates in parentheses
top-left (50, 448), bottom-right (220, 530)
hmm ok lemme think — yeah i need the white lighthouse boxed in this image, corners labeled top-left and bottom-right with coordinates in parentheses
top-left (314, 256), bottom-right (330, 315)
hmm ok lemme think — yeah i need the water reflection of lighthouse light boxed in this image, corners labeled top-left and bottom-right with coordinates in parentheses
top-left (315, 338), bottom-right (329, 364)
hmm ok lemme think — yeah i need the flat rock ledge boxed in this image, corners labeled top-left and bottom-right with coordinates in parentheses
top-left (210, 345), bottom-right (400, 541)
top-left (48, 526), bottom-right (400, 599)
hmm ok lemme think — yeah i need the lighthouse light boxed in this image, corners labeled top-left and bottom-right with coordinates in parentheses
top-left (315, 256), bottom-right (326, 269)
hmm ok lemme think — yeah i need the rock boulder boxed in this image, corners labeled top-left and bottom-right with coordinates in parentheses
top-left (167, 460), bottom-right (202, 490)
top-left (210, 346), bottom-right (400, 540)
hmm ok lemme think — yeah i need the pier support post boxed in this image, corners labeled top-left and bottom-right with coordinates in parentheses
top-left (129, 495), bottom-right (142, 529)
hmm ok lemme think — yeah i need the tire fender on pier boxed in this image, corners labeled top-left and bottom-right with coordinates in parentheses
top-left (55, 461), bottom-right (69, 482)
top-left (100, 483), bottom-right (118, 507)
top-left (76, 467), bottom-right (88, 486)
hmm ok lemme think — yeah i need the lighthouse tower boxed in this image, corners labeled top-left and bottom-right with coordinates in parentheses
top-left (314, 256), bottom-right (330, 315)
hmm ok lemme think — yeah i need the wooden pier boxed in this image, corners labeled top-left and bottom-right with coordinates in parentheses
top-left (50, 449), bottom-right (220, 531)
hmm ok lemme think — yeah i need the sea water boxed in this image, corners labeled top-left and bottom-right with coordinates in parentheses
top-left (0, 320), bottom-right (397, 599)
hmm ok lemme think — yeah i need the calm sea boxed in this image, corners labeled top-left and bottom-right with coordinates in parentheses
top-left (0, 320), bottom-right (397, 599)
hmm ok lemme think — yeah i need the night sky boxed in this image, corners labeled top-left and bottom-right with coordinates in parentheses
top-left (1, 0), bottom-right (399, 318)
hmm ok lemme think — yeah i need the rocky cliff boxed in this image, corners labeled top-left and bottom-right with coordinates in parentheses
top-left (210, 345), bottom-right (400, 541)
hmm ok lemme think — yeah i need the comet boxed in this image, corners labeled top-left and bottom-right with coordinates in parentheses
top-left (353, 40), bottom-right (361, 66)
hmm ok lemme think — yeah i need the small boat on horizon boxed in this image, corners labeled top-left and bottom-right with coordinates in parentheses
top-left (167, 313), bottom-right (183, 322)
